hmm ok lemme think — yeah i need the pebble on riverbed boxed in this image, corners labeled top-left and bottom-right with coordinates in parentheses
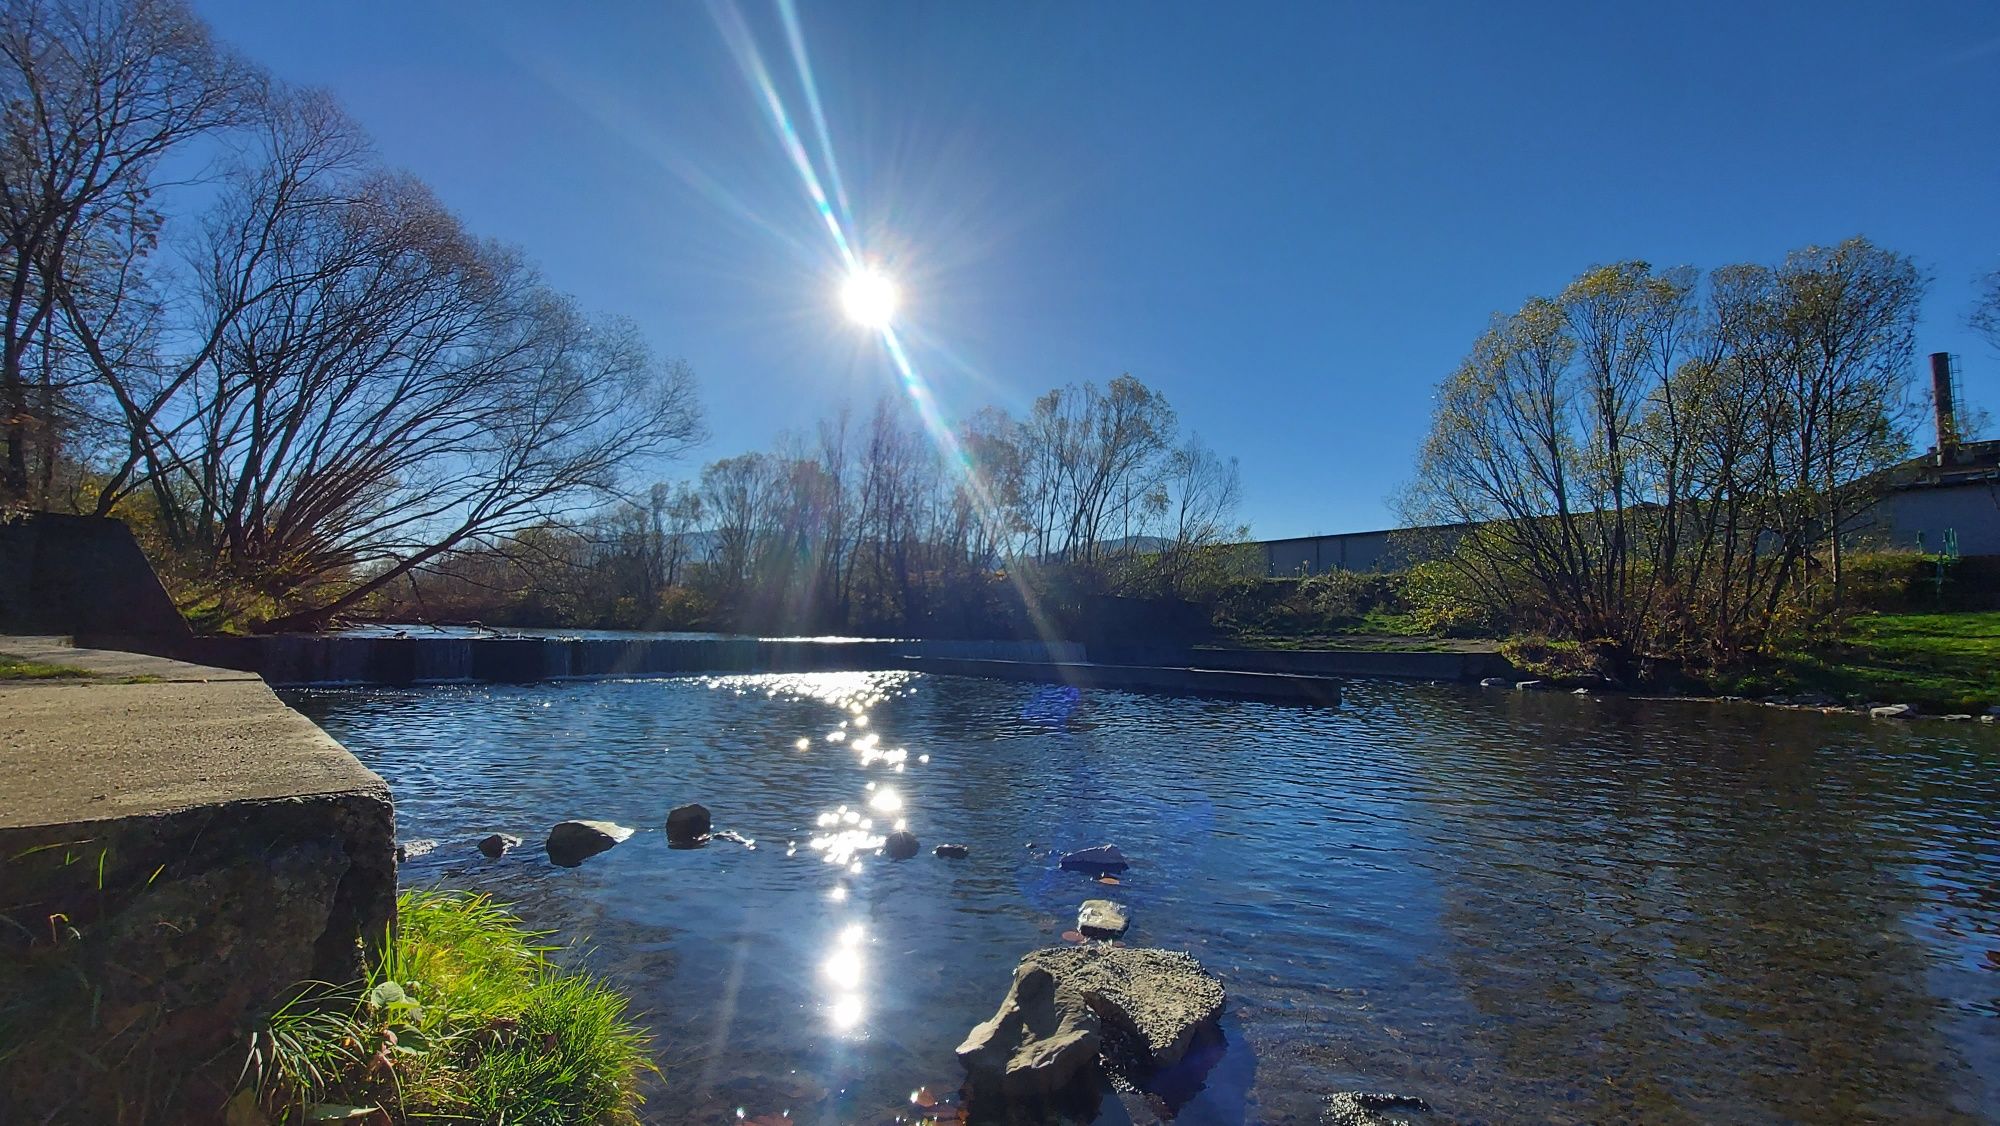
top-left (477, 833), bottom-right (521, 858)
top-left (545, 820), bottom-right (634, 867)
top-left (1058, 844), bottom-right (1130, 873)
top-left (666, 803), bottom-right (712, 845)
top-left (883, 830), bottom-right (920, 860)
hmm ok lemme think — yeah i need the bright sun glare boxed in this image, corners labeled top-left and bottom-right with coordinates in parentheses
top-left (840, 269), bottom-right (898, 328)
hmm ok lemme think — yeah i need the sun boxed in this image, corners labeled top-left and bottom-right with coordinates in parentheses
top-left (840, 268), bottom-right (898, 328)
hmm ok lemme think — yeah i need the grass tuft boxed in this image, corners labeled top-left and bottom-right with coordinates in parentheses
top-left (246, 889), bottom-right (652, 1125)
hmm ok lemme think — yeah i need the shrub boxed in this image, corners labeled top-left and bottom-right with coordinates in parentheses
top-left (1399, 560), bottom-right (1504, 636)
top-left (240, 890), bottom-right (652, 1126)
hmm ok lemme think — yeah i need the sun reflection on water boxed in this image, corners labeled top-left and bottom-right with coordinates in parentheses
top-left (821, 922), bottom-right (869, 1032)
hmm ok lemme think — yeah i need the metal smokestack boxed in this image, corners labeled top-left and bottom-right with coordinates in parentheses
top-left (1931, 352), bottom-right (1957, 452)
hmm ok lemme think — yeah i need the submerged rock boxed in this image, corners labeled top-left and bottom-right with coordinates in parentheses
top-left (545, 820), bottom-right (634, 867)
top-left (1077, 899), bottom-right (1129, 938)
top-left (1870, 703), bottom-right (1914, 720)
top-left (1022, 945), bottom-right (1223, 1068)
top-left (956, 964), bottom-right (1102, 1096)
top-left (476, 833), bottom-right (521, 858)
top-left (1320, 1092), bottom-right (1432, 1125)
top-left (1058, 844), bottom-right (1130, 873)
top-left (934, 843), bottom-right (970, 859)
top-left (883, 830), bottom-right (920, 860)
top-left (666, 803), bottom-right (712, 844)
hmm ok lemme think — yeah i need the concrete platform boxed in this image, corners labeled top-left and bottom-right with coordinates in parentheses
top-left (0, 643), bottom-right (395, 1122)
top-left (0, 634), bottom-right (258, 684)
top-left (0, 678), bottom-right (385, 827)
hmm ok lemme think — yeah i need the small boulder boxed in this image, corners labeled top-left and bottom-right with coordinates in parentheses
top-left (477, 833), bottom-right (521, 858)
top-left (1077, 899), bottom-right (1129, 938)
top-left (545, 820), bottom-right (634, 867)
top-left (1478, 677), bottom-right (1509, 688)
top-left (934, 843), bottom-right (970, 859)
top-left (956, 964), bottom-right (1102, 1097)
top-left (883, 830), bottom-right (920, 860)
top-left (1514, 680), bottom-right (1544, 691)
top-left (1058, 844), bottom-right (1129, 873)
top-left (666, 803), bottom-right (712, 844)
top-left (1869, 703), bottom-right (1914, 720)
top-left (395, 839), bottom-right (438, 863)
top-left (1021, 945), bottom-right (1223, 1069)
top-left (1321, 1092), bottom-right (1432, 1126)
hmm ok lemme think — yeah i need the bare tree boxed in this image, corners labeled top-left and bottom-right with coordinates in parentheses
top-left (1406, 240), bottom-right (1925, 672)
top-left (0, 0), bottom-right (258, 503)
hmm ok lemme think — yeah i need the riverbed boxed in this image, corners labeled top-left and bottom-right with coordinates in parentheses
top-left (285, 674), bottom-right (2000, 1124)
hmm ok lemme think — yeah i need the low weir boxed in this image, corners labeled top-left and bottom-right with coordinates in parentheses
top-left (173, 634), bottom-right (1090, 687)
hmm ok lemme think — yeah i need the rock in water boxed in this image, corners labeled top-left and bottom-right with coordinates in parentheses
top-left (1077, 899), bottom-right (1129, 938)
top-left (883, 830), bottom-right (920, 860)
top-left (477, 833), bottom-right (521, 858)
top-left (1058, 844), bottom-right (1129, 873)
top-left (1021, 945), bottom-right (1222, 1068)
top-left (666, 803), bottom-right (712, 844)
top-left (1320, 1092), bottom-right (1432, 1125)
top-left (1478, 677), bottom-right (1509, 688)
top-left (395, 839), bottom-right (438, 863)
top-left (545, 820), bottom-right (634, 867)
top-left (1869, 703), bottom-right (1914, 720)
top-left (956, 964), bottom-right (1103, 1097)
top-left (934, 843), bottom-right (970, 859)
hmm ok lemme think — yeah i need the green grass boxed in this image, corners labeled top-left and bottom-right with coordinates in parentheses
top-left (243, 890), bottom-right (653, 1125)
top-left (0, 654), bottom-right (93, 680)
top-left (1765, 611), bottom-right (2000, 712)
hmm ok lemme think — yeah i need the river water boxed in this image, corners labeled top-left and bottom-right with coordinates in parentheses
top-left (285, 674), bottom-right (2000, 1125)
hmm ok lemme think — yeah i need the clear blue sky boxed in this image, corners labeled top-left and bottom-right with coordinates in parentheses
top-left (192, 1), bottom-right (2000, 539)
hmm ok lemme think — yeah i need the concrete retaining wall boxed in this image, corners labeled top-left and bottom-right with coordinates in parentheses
top-left (0, 652), bottom-right (394, 1123)
top-left (0, 513), bottom-right (191, 641)
top-left (1186, 646), bottom-right (1514, 682)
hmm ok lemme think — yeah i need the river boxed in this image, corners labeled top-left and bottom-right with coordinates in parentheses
top-left (285, 673), bottom-right (2000, 1124)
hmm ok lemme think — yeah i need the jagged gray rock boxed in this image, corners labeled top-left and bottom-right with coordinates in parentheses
top-left (956, 963), bottom-right (1103, 1096)
top-left (1077, 898), bottom-right (1129, 938)
top-left (545, 819), bottom-right (633, 867)
top-left (395, 838), bottom-right (438, 862)
top-left (1022, 945), bottom-right (1223, 1068)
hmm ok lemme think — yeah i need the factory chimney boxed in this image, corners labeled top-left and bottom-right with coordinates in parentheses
top-left (1931, 352), bottom-right (1958, 455)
